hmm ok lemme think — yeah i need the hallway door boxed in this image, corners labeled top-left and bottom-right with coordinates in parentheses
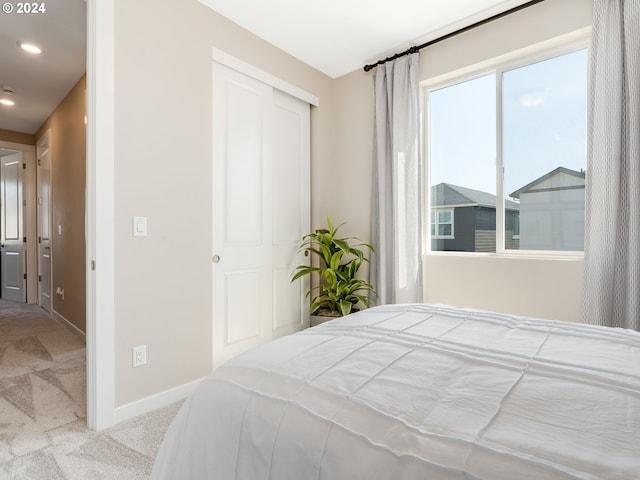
top-left (37, 134), bottom-right (52, 312)
top-left (0, 152), bottom-right (26, 302)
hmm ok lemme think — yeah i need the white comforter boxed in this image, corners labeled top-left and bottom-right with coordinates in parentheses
top-left (152, 304), bottom-right (640, 479)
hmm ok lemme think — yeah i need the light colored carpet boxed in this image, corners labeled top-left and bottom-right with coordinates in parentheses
top-left (0, 300), bottom-right (181, 479)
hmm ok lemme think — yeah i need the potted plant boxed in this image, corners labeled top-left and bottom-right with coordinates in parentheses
top-left (291, 216), bottom-right (375, 325)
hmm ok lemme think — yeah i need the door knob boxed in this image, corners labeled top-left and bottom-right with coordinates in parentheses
top-left (212, 255), bottom-right (221, 263)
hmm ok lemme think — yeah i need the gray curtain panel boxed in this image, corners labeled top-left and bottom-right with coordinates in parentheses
top-left (370, 53), bottom-right (423, 305)
top-left (584, 0), bottom-right (640, 330)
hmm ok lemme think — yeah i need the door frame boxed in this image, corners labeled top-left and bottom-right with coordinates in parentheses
top-left (0, 141), bottom-right (37, 304)
top-left (211, 48), bottom-right (319, 107)
top-left (86, 0), bottom-right (115, 430)
top-left (36, 131), bottom-right (52, 311)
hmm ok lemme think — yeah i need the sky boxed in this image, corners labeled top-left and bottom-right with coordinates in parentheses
top-left (429, 48), bottom-right (588, 199)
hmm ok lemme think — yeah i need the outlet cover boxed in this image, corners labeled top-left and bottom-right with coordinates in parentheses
top-left (132, 345), bottom-right (147, 367)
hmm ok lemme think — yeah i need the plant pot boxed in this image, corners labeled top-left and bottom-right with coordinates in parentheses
top-left (309, 308), bottom-right (342, 327)
top-left (310, 315), bottom-right (333, 327)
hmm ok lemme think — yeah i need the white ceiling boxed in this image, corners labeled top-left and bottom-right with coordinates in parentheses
top-left (0, 0), bottom-right (531, 135)
top-left (199, 0), bottom-right (533, 78)
top-left (0, 0), bottom-right (86, 134)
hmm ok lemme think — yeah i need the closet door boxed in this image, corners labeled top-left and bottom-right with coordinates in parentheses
top-left (212, 62), bottom-right (310, 367)
top-left (271, 90), bottom-right (310, 338)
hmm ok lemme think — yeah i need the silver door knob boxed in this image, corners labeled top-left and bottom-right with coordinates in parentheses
top-left (212, 255), bottom-right (221, 263)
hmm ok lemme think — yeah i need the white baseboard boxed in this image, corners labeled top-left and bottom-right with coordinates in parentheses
top-left (52, 309), bottom-right (86, 339)
top-left (114, 377), bottom-right (205, 425)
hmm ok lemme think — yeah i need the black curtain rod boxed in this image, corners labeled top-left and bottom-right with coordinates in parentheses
top-left (363, 0), bottom-right (545, 72)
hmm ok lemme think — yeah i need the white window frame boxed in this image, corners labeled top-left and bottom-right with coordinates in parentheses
top-left (431, 208), bottom-right (455, 239)
top-left (423, 28), bottom-right (590, 258)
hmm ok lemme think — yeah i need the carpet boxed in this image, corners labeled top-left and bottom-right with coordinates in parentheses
top-left (0, 300), bottom-right (181, 479)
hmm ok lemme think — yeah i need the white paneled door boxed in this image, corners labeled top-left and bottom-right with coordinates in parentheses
top-left (212, 61), bottom-right (310, 367)
top-left (0, 152), bottom-right (26, 302)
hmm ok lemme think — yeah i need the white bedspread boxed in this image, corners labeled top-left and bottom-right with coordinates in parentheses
top-left (152, 304), bottom-right (640, 479)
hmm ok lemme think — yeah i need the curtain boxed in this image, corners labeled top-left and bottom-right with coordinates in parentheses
top-left (584, 0), bottom-right (640, 330)
top-left (370, 52), bottom-right (423, 305)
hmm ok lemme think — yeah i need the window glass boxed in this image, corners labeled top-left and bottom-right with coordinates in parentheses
top-left (429, 74), bottom-right (496, 252)
top-left (503, 49), bottom-right (588, 251)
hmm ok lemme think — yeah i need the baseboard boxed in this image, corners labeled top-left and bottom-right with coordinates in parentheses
top-left (52, 309), bottom-right (86, 339)
top-left (114, 377), bottom-right (205, 425)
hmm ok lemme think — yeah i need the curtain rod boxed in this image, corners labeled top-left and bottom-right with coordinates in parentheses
top-left (363, 0), bottom-right (545, 72)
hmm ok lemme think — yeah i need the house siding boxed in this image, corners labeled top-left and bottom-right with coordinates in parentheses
top-left (475, 207), bottom-right (496, 231)
top-left (432, 206), bottom-right (475, 252)
top-left (505, 210), bottom-right (521, 250)
top-left (505, 232), bottom-right (520, 249)
top-left (475, 230), bottom-right (496, 252)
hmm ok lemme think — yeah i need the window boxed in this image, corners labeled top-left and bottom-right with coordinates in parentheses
top-left (427, 43), bottom-right (588, 254)
top-left (431, 209), bottom-right (454, 238)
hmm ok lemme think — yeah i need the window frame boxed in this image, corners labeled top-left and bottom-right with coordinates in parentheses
top-left (431, 208), bottom-right (455, 239)
top-left (423, 30), bottom-right (590, 258)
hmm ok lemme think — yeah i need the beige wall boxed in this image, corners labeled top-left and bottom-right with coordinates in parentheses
top-left (113, 0), bottom-right (335, 406)
top-left (36, 76), bottom-right (87, 332)
top-left (329, 0), bottom-right (592, 323)
top-left (315, 67), bottom-right (374, 245)
top-left (0, 129), bottom-right (35, 145)
top-left (112, 0), bottom-right (593, 408)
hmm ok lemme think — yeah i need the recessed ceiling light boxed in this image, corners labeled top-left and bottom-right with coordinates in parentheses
top-left (18, 42), bottom-right (43, 54)
top-left (0, 99), bottom-right (15, 106)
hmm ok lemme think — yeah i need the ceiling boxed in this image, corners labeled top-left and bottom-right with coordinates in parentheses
top-left (0, 0), bottom-right (531, 135)
top-left (0, 0), bottom-right (86, 135)
top-left (199, 0), bottom-right (533, 78)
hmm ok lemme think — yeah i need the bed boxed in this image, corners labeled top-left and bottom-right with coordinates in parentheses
top-left (152, 304), bottom-right (640, 479)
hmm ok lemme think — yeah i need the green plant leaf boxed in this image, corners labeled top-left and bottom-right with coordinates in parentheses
top-left (329, 251), bottom-right (343, 271)
top-left (338, 300), bottom-right (353, 316)
top-left (290, 216), bottom-right (376, 315)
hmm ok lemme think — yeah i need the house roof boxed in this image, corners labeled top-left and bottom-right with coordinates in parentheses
top-left (432, 183), bottom-right (520, 211)
top-left (510, 167), bottom-right (586, 199)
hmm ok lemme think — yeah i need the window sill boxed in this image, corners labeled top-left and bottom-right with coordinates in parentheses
top-left (424, 250), bottom-right (584, 261)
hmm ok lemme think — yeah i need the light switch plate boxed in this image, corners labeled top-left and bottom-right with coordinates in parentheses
top-left (133, 216), bottom-right (147, 237)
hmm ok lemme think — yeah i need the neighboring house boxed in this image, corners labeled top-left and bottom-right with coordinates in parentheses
top-left (510, 167), bottom-right (586, 251)
top-left (431, 183), bottom-right (520, 252)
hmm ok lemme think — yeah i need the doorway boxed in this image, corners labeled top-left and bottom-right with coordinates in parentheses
top-left (0, 143), bottom-right (37, 304)
top-left (0, 0), bottom-right (90, 424)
